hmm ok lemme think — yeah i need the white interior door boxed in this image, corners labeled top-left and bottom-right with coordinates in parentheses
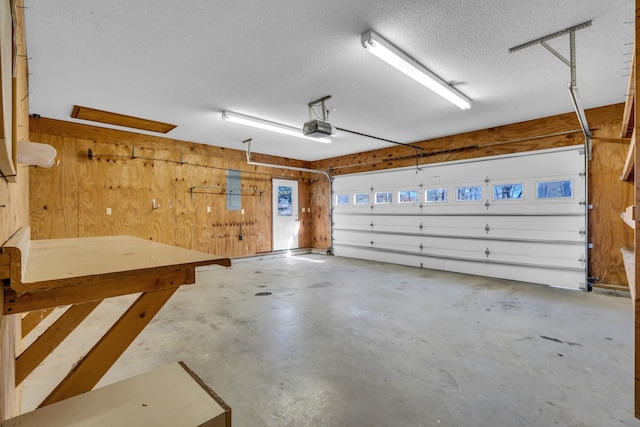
top-left (272, 179), bottom-right (299, 251)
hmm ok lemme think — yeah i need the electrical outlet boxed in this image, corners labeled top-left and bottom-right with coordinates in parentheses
top-left (106, 208), bottom-right (112, 215)
top-left (207, 206), bottom-right (211, 213)
top-left (239, 234), bottom-right (243, 241)
top-left (241, 209), bottom-right (245, 215)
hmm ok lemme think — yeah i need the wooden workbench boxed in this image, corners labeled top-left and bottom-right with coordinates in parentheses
top-left (0, 227), bottom-right (230, 409)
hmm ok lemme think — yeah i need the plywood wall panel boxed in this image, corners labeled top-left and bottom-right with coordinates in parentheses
top-left (172, 162), bottom-right (199, 251)
top-left (588, 111), bottom-right (635, 286)
top-left (29, 134), bottom-right (78, 239)
top-left (27, 131), bottom-right (312, 259)
top-left (146, 149), bottom-right (178, 245)
top-left (77, 142), bottom-right (153, 239)
top-left (309, 176), bottom-right (331, 251)
top-left (2, 0), bottom-right (30, 419)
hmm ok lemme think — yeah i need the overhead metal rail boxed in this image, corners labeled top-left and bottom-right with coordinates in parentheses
top-left (508, 20), bottom-right (593, 154)
top-left (508, 20), bottom-right (593, 291)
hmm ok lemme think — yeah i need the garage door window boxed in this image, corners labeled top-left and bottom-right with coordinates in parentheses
top-left (375, 192), bottom-right (392, 204)
top-left (336, 194), bottom-right (350, 205)
top-left (456, 185), bottom-right (482, 201)
top-left (426, 188), bottom-right (447, 203)
top-left (536, 180), bottom-right (573, 199)
top-left (355, 193), bottom-right (370, 205)
top-left (493, 183), bottom-right (523, 200)
top-left (398, 190), bottom-right (418, 203)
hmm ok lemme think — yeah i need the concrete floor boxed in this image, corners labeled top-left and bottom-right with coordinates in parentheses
top-left (21, 254), bottom-right (640, 426)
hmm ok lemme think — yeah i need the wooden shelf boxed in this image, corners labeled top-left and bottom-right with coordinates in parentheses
top-left (622, 211), bottom-right (636, 229)
top-left (621, 247), bottom-right (636, 302)
top-left (622, 128), bottom-right (636, 181)
top-left (2, 362), bottom-right (231, 427)
top-left (0, 227), bottom-right (231, 409)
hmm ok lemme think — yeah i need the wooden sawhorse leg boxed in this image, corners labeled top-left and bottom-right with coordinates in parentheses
top-left (39, 287), bottom-right (178, 407)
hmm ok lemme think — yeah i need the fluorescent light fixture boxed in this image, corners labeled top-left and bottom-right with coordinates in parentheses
top-left (221, 111), bottom-right (331, 143)
top-left (361, 30), bottom-right (471, 110)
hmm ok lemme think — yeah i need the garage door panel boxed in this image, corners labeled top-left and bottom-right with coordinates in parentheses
top-left (334, 246), bottom-right (583, 290)
top-left (335, 198), bottom-right (585, 216)
top-left (335, 214), bottom-right (585, 242)
top-left (332, 215), bottom-right (372, 231)
top-left (369, 234), bottom-right (583, 267)
top-left (335, 231), bottom-right (584, 269)
top-left (332, 146), bottom-right (586, 289)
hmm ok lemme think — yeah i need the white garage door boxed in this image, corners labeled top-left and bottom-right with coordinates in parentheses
top-left (332, 146), bottom-right (587, 290)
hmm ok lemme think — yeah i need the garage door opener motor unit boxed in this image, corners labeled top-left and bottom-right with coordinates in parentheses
top-left (304, 95), bottom-right (333, 138)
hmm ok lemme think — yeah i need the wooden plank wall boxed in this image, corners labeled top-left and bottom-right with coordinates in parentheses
top-left (311, 104), bottom-right (632, 287)
top-left (28, 104), bottom-right (631, 286)
top-left (28, 118), bottom-right (330, 258)
top-left (1, 0), bottom-right (29, 420)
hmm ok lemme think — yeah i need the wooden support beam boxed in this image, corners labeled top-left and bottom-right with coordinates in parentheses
top-left (634, 0), bottom-right (640, 418)
top-left (39, 288), bottom-right (177, 407)
top-left (4, 265), bottom-right (187, 314)
top-left (71, 105), bottom-right (177, 134)
top-left (20, 308), bottom-right (54, 338)
top-left (15, 301), bottom-right (100, 386)
top-left (623, 129), bottom-right (636, 181)
top-left (0, 227), bottom-right (30, 295)
top-left (0, 253), bottom-right (9, 280)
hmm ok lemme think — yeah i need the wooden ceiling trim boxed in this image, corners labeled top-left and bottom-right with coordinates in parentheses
top-left (71, 105), bottom-right (176, 134)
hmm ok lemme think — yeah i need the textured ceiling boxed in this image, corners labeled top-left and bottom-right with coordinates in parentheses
top-left (24, 1), bottom-right (633, 161)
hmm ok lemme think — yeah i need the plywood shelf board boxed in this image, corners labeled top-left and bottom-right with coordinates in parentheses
top-left (1, 228), bottom-right (230, 296)
top-left (22, 235), bottom-right (230, 285)
top-left (623, 212), bottom-right (636, 229)
top-left (621, 247), bottom-right (636, 301)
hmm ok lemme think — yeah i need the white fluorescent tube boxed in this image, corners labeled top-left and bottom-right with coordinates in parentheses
top-left (361, 30), bottom-right (471, 110)
top-left (221, 111), bottom-right (331, 143)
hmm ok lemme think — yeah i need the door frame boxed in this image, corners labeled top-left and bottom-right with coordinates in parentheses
top-left (272, 178), bottom-right (299, 251)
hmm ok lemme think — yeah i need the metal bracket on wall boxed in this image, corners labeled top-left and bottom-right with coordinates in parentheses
top-left (189, 186), bottom-right (266, 202)
top-left (509, 20), bottom-right (593, 160)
